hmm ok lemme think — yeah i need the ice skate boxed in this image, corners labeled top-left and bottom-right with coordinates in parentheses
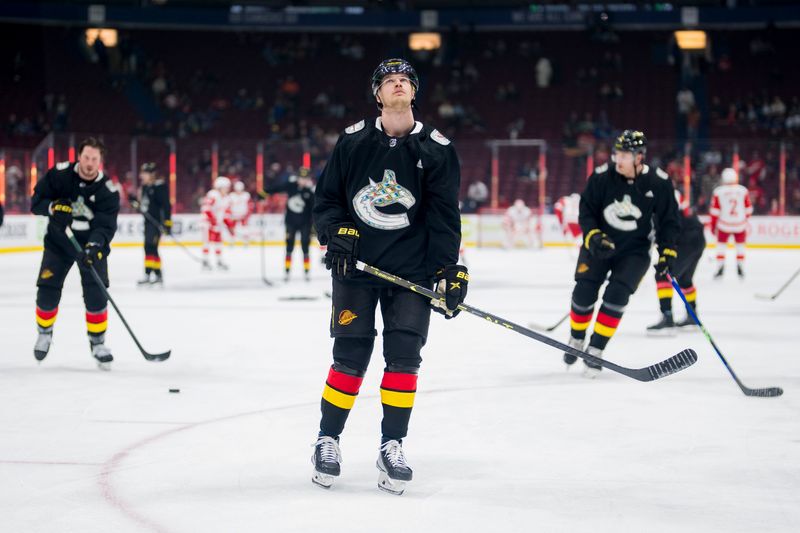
top-left (311, 436), bottom-right (341, 489)
top-left (201, 258), bottom-right (212, 271)
top-left (376, 439), bottom-right (412, 496)
top-left (216, 260), bottom-right (229, 271)
top-left (714, 265), bottom-right (724, 279)
top-left (646, 311), bottom-right (675, 336)
top-left (583, 346), bottom-right (603, 379)
top-left (34, 328), bottom-right (53, 362)
top-left (563, 336), bottom-right (583, 367)
top-left (137, 273), bottom-right (153, 286)
top-left (90, 335), bottom-right (113, 371)
top-left (737, 264), bottom-right (745, 279)
top-left (675, 315), bottom-right (698, 328)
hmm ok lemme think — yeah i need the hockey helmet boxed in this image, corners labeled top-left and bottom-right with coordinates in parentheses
top-left (233, 180), bottom-right (245, 192)
top-left (298, 166), bottom-right (311, 178)
top-left (214, 176), bottom-right (231, 190)
top-left (721, 167), bottom-right (738, 184)
top-left (371, 58), bottom-right (419, 99)
top-left (613, 130), bottom-right (647, 154)
top-left (140, 162), bottom-right (157, 174)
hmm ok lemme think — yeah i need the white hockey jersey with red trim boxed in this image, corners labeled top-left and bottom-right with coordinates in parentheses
top-left (554, 193), bottom-right (580, 226)
top-left (709, 184), bottom-right (752, 233)
top-left (201, 189), bottom-right (230, 228)
top-left (228, 191), bottom-right (252, 220)
top-left (505, 203), bottom-right (532, 227)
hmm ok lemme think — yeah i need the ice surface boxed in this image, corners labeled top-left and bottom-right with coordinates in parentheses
top-left (1, 244), bottom-right (798, 532)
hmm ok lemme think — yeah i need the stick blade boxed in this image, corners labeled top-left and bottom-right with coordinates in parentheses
top-left (645, 348), bottom-right (698, 381)
top-left (743, 386), bottom-right (783, 398)
top-left (144, 350), bottom-right (171, 362)
top-left (754, 293), bottom-right (776, 301)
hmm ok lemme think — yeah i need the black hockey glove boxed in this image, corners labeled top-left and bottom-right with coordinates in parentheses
top-left (163, 219), bottom-right (173, 236)
top-left (655, 247), bottom-right (677, 277)
top-left (127, 193), bottom-right (140, 209)
top-left (49, 199), bottom-right (73, 229)
top-left (432, 265), bottom-right (469, 319)
top-left (79, 241), bottom-right (104, 267)
top-left (325, 223), bottom-right (359, 280)
top-left (585, 229), bottom-right (616, 259)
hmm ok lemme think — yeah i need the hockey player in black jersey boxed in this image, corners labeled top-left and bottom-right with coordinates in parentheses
top-left (30, 137), bottom-right (121, 369)
top-left (647, 187), bottom-right (705, 333)
top-left (311, 58), bottom-right (466, 495)
top-left (565, 130), bottom-right (680, 377)
top-left (130, 162), bottom-right (172, 286)
top-left (262, 167), bottom-right (315, 281)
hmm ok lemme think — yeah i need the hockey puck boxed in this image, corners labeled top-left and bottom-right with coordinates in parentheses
top-left (169, 388), bottom-right (180, 393)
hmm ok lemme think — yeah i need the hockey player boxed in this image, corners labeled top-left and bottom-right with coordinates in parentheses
top-left (263, 167), bottom-right (315, 281)
top-left (130, 162), bottom-right (171, 285)
top-left (503, 198), bottom-right (533, 248)
top-left (30, 137), bottom-right (120, 369)
top-left (554, 192), bottom-right (582, 240)
top-left (647, 188), bottom-right (705, 332)
top-left (201, 176), bottom-right (231, 270)
top-left (564, 130), bottom-right (679, 377)
top-left (226, 180), bottom-right (253, 245)
top-left (710, 168), bottom-right (752, 278)
top-left (311, 58), bottom-right (465, 495)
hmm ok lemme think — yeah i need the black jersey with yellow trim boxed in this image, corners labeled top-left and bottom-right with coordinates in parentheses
top-left (314, 117), bottom-right (461, 284)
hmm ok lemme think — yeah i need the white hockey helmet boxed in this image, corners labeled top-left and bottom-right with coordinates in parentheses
top-left (721, 168), bottom-right (738, 185)
top-left (234, 180), bottom-right (245, 192)
top-left (214, 176), bottom-right (231, 190)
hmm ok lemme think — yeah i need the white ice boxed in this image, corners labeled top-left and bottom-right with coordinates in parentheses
top-left (1, 244), bottom-right (798, 533)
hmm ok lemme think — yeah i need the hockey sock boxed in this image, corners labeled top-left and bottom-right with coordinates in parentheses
top-left (285, 254), bottom-right (292, 273)
top-left (569, 300), bottom-right (594, 341)
top-left (86, 307), bottom-right (108, 337)
top-left (736, 243), bottom-right (745, 267)
top-left (320, 365), bottom-right (364, 437)
top-left (716, 240), bottom-right (726, 268)
top-left (589, 302), bottom-right (624, 351)
top-left (36, 306), bottom-right (58, 331)
top-left (380, 370), bottom-right (418, 441)
top-left (682, 285), bottom-right (697, 310)
top-left (303, 254), bottom-right (310, 273)
top-left (656, 280), bottom-right (673, 313)
top-left (145, 255), bottom-right (161, 275)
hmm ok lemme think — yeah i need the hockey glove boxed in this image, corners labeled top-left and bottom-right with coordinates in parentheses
top-left (325, 223), bottom-right (360, 280)
top-left (79, 241), bottom-right (104, 267)
top-left (655, 247), bottom-right (677, 277)
top-left (585, 229), bottom-right (616, 259)
top-left (49, 199), bottom-right (73, 229)
top-left (163, 219), bottom-right (173, 235)
top-left (432, 265), bottom-right (469, 319)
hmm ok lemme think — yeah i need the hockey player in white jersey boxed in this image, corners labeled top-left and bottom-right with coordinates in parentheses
top-left (709, 168), bottom-right (753, 278)
top-left (503, 198), bottom-right (534, 248)
top-left (554, 192), bottom-right (582, 240)
top-left (225, 180), bottom-right (253, 246)
top-left (201, 176), bottom-right (231, 270)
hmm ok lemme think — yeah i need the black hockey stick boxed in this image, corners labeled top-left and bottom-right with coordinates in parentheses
top-left (528, 312), bottom-right (569, 332)
top-left (65, 227), bottom-right (171, 362)
top-left (257, 207), bottom-right (274, 286)
top-left (130, 200), bottom-right (203, 264)
top-left (755, 266), bottom-right (800, 301)
top-left (357, 261), bottom-right (697, 382)
top-left (669, 275), bottom-right (782, 397)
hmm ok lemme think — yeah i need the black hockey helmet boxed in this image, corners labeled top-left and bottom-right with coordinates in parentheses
top-left (371, 58), bottom-right (419, 98)
top-left (140, 162), bottom-right (157, 173)
top-left (614, 130), bottom-right (647, 154)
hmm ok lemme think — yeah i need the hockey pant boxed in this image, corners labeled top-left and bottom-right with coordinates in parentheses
top-left (35, 246), bottom-right (109, 341)
top-left (569, 248), bottom-right (650, 352)
top-left (319, 278), bottom-right (431, 441)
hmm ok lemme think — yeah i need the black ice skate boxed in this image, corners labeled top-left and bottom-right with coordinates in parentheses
top-left (376, 439), bottom-right (412, 496)
top-left (216, 260), bottom-right (229, 271)
top-left (201, 259), bottom-right (212, 271)
top-left (646, 311), bottom-right (675, 336)
top-left (583, 346), bottom-right (603, 379)
top-left (675, 315), bottom-right (698, 328)
top-left (714, 265), bottom-right (724, 279)
top-left (137, 273), bottom-right (153, 286)
top-left (34, 327), bottom-right (53, 362)
top-left (311, 436), bottom-right (341, 489)
top-left (737, 264), bottom-right (745, 279)
top-left (563, 336), bottom-right (583, 367)
top-left (90, 335), bottom-right (113, 371)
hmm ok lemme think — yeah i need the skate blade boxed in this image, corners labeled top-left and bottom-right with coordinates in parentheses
top-left (312, 471), bottom-right (335, 489)
top-left (95, 360), bottom-right (112, 371)
top-left (582, 366), bottom-right (601, 379)
top-left (645, 328), bottom-right (677, 337)
top-left (377, 472), bottom-right (406, 496)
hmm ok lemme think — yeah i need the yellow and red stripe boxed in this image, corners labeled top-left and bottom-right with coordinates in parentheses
top-left (321, 366), bottom-right (363, 410)
top-left (570, 310), bottom-right (593, 331)
top-left (656, 281), bottom-right (673, 300)
top-left (303, 257), bottom-right (310, 272)
top-left (86, 308), bottom-right (108, 334)
top-left (593, 311), bottom-right (621, 338)
top-left (36, 306), bottom-right (58, 328)
top-left (683, 285), bottom-right (697, 303)
top-left (144, 254), bottom-right (161, 270)
top-left (380, 372), bottom-right (417, 409)
top-left (285, 254), bottom-right (292, 271)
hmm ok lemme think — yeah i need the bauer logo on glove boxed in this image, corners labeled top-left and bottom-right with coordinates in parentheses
top-left (432, 264), bottom-right (469, 319)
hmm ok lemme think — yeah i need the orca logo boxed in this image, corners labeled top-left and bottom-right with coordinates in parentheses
top-left (353, 169), bottom-right (416, 230)
top-left (603, 194), bottom-right (642, 232)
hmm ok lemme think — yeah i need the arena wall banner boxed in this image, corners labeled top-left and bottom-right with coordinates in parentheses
top-left (1, 214), bottom-right (799, 252)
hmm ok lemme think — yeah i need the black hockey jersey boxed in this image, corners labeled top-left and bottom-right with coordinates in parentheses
top-left (140, 180), bottom-right (171, 227)
top-left (314, 117), bottom-right (461, 284)
top-left (264, 178), bottom-right (314, 227)
top-left (579, 163), bottom-right (679, 255)
top-left (31, 162), bottom-right (120, 257)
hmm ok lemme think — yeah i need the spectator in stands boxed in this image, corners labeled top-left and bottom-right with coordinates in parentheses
top-left (465, 179), bottom-right (489, 213)
top-left (536, 56), bottom-right (553, 88)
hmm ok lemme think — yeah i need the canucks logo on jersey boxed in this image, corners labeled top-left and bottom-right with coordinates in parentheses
top-left (603, 194), bottom-right (642, 231)
top-left (352, 169), bottom-right (416, 230)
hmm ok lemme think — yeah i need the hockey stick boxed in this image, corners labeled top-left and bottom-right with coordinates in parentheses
top-left (257, 202), bottom-right (274, 286)
top-left (755, 266), bottom-right (800, 301)
top-left (130, 200), bottom-right (203, 264)
top-left (65, 227), bottom-right (171, 362)
top-left (669, 275), bottom-right (782, 397)
top-left (357, 261), bottom-right (697, 382)
top-left (528, 312), bottom-right (569, 332)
